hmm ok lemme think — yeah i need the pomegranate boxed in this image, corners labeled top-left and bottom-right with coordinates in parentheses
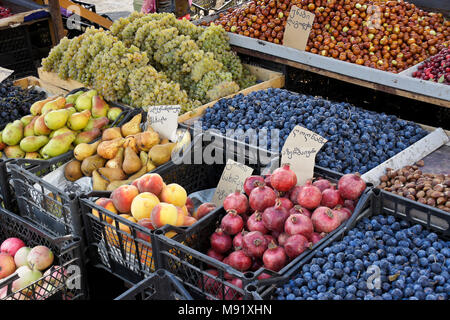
top-left (244, 176), bottom-right (265, 196)
top-left (1, 238), bottom-right (25, 257)
top-left (221, 210), bottom-right (244, 235)
top-left (289, 205), bottom-right (311, 218)
top-left (242, 231), bottom-right (268, 258)
top-left (309, 232), bottom-right (325, 245)
top-left (207, 249), bottom-right (224, 262)
top-left (262, 242), bottom-right (287, 272)
top-left (333, 205), bottom-right (352, 223)
top-left (313, 178), bottom-right (332, 192)
top-left (311, 207), bottom-right (341, 233)
top-left (297, 180), bottom-right (322, 210)
top-left (222, 256), bottom-right (234, 280)
top-left (264, 174), bottom-right (272, 188)
top-left (258, 272), bottom-right (272, 280)
top-left (218, 281), bottom-right (242, 300)
top-left (249, 183), bottom-right (277, 212)
top-left (247, 211), bottom-right (268, 234)
top-left (210, 228), bottom-right (232, 253)
top-left (321, 185), bottom-right (343, 208)
top-left (284, 214), bottom-right (314, 238)
top-left (288, 186), bottom-right (303, 205)
top-left (241, 213), bottom-right (250, 225)
top-left (227, 250), bottom-right (252, 271)
top-left (277, 197), bottom-right (293, 210)
top-left (344, 199), bottom-right (356, 212)
top-left (233, 231), bottom-right (247, 249)
top-left (277, 232), bottom-right (290, 246)
top-left (284, 234), bottom-right (311, 259)
top-left (270, 164), bottom-right (297, 192)
top-left (201, 269), bottom-right (220, 293)
top-left (264, 234), bottom-right (276, 245)
top-left (223, 191), bottom-right (249, 215)
top-left (338, 173), bottom-right (366, 200)
top-left (271, 230), bottom-right (281, 240)
top-left (262, 200), bottom-right (289, 232)
top-left (251, 259), bottom-right (263, 271)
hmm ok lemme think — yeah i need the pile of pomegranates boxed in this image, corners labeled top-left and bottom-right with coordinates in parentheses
top-left (202, 166), bottom-right (366, 299)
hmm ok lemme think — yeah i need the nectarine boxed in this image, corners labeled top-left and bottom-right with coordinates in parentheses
top-left (160, 183), bottom-right (187, 207)
top-left (0, 253), bottom-right (15, 279)
top-left (111, 185), bottom-right (139, 214)
top-left (193, 203), bottom-right (217, 220)
top-left (131, 192), bottom-right (160, 221)
top-left (150, 203), bottom-right (179, 228)
top-left (136, 173), bottom-right (165, 196)
top-left (92, 198), bottom-right (117, 223)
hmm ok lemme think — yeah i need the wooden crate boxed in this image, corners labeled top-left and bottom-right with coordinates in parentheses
top-left (13, 76), bottom-right (69, 96)
top-left (178, 64), bottom-right (285, 122)
top-left (38, 68), bottom-right (85, 92)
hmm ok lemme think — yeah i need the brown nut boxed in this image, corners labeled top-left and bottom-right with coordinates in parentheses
top-left (416, 190), bottom-right (426, 198)
top-left (431, 191), bottom-right (444, 199)
top-left (415, 160), bottom-right (424, 167)
top-left (437, 197), bottom-right (446, 206)
top-left (427, 198), bottom-right (436, 207)
top-left (433, 184), bottom-right (444, 192)
top-left (418, 198), bottom-right (427, 204)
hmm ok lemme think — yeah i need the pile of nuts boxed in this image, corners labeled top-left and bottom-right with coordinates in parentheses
top-left (377, 160), bottom-right (450, 212)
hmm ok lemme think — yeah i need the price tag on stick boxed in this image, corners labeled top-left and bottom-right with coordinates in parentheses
top-left (283, 5), bottom-right (315, 51)
top-left (281, 125), bottom-right (327, 185)
top-left (0, 67), bottom-right (13, 83)
top-left (146, 105), bottom-right (181, 142)
top-left (211, 159), bottom-right (254, 207)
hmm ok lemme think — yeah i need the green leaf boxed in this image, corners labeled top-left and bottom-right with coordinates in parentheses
top-left (438, 75), bottom-right (445, 83)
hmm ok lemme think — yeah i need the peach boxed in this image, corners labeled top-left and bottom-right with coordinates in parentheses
top-left (159, 183), bottom-right (187, 207)
top-left (193, 202), bottom-right (217, 220)
top-left (131, 192), bottom-right (160, 221)
top-left (150, 203), bottom-right (179, 228)
top-left (179, 205), bottom-right (189, 216)
top-left (92, 198), bottom-right (117, 223)
top-left (136, 173), bottom-right (165, 196)
top-left (0, 253), bottom-right (15, 279)
top-left (185, 197), bottom-right (194, 215)
top-left (174, 208), bottom-right (197, 227)
top-left (105, 214), bottom-right (137, 252)
top-left (137, 218), bottom-right (154, 242)
top-left (27, 246), bottom-right (54, 271)
top-left (111, 184), bottom-right (139, 214)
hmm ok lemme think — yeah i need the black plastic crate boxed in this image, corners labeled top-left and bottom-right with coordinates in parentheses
top-left (0, 206), bottom-right (86, 300)
top-left (249, 187), bottom-right (450, 300)
top-left (115, 269), bottom-right (193, 300)
top-left (153, 161), bottom-right (372, 300)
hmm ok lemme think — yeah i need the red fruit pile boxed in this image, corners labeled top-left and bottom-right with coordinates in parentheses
top-left (412, 47), bottom-right (450, 85)
top-left (0, 7), bottom-right (12, 19)
top-left (204, 169), bottom-right (367, 299)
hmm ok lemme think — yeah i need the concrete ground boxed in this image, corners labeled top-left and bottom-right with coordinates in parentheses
top-left (80, 0), bottom-right (134, 20)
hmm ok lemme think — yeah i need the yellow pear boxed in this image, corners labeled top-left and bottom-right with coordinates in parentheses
top-left (73, 140), bottom-right (101, 161)
top-left (98, 167), bottom-right (127, 181)
top-left (123, 136), bottom-right (138, 153)
top-left (64, 160), bottom-right (83, 182)
top-left (121, 113), bottom-right (142, 137)
top-left (81, 154), bottom-right (106, 177)
top-left (101, 127), bottom-right (122, 141)
top-left (97, 137), bottom-right (124, 160)
top-left (122, 146), bottom-right (142, 175)
top-left (105, 147), bottom-right (124, 169)
top-left (148, 143), bottom-right (176, 166)
top-left (92, 169), bottom-right (109, 191)
top-left (134, 131), bottom-right (160, 152)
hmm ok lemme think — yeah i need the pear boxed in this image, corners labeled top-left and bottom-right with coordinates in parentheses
top-left (34, 114), bottom-right (51, 136)
top-left (65, 91), bottom-right (83, 104)
top-left (121, 113), bottom-right (142, 137)
top-left (30, 96), bottom-right (55, 116)
top-left (106, 179), bottom-right (134, 191)
top-left (146, 159), bottom-right (156, 172)
top-left (123, 136), bottom-right (138, 153)
top-left (65, 106), bottom-right (77, 116)
top-left (107, 107), bottom-right (122, 122)
top-left (122, 146), bottom-right (142, 175)
top-left (4, 145), bottom-right (25, 158)
top-left (83, 117), bottom-right (109, 132)
top-left (74, 128), bottom-right (101, 145)
top-left (64, 160), bottom-right (83, 182)
top-left (74, 140), bottom-right (101, 161)
top-left (19, 136), bottom-right (49, 153)
top-left (135, 131), bottom-right (160, 152)
top-left (2, 120), bottom-right (23, 145)
top-left (102, 127), bottom-right (122, 141)
top-left (24, 116), bottom-right (38, 137)
top-left (67, 110), bottom-right (91, 131)
top-left (81, 154), bottom-right (106, 177)
top-left (41, 96), bottom-right (66, 114)
top-left (98, 167), bottom-right (127, 181)
top-left (92, 169), bottom-right (109, 191)
top-left (97, 137), bottom-right (125, 160)
top-left (44, 109), bottom-right (70, 131)
top-left (91, 95), bottom-right (109, 118)
top-left (40, 132), bottom-right (76, 159)
top-left (0, 131), bottom-right (6, 150)
top-left (75, 90), bottom-right (97, 112)
top-left (25, 152), bottom-right (42, 159)
top-left (49, 127), bottom-right (75, 138)
top-left (105, 147), bottom-right (124, 169)
top-left (140, 151), bottom-right (148, 166)
top-left (148, 143), bottom-right (176, 166)
top-left (21, 115), bottom-right (35, 126)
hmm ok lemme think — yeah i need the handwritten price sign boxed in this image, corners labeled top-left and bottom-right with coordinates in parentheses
top-left (281, 125), bottom-right (327, 185)
top-left (146, 105), bottom-right (181, 141)
top-left (283, 5), bottom-right (315, 51)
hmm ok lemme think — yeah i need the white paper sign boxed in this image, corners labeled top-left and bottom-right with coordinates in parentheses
top-left (146, 105), bottom-right (181, 142)
top-left (0, 67), bottom-right (13, 83)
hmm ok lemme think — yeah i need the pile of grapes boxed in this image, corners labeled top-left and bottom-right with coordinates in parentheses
top-left (0, 80), bottom-right (46, 129)
top-left (42, 13), bottom-right (256, 112)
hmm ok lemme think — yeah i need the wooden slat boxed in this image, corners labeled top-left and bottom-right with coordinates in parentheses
top-left (13, 76), bottom-right (69, 96)
top-left (58, 0), bottom-right (113, 29)
top-left (48, 0), bottom-right (65, 43)
top-left (38, 68), bottom-right (85, 91)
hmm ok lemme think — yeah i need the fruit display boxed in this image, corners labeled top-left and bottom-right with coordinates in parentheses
top-left (377, 160), bottom-right (450, 213)
top-left (209, 0), bottom-right (450, 72)
top-left (0, 89), bottom-right (123, 160)
top-left (0, 237), bottom-right (65, 300)
top-left (0, 80), bottom-right (47, 130)
top-left (0, 6), bottom-right (12, 19)
top-left (274, 213), bottom-right (450, 300)
top-left (42, 13), bottom-right (256, 112)
top-left (412, 46), bottom-right (450, 84)
top-left (201, 168), bottom-right (367, 299)
top-left (66, 112), bottom-right (191, 191)
top-left (199, 88), bottom-right (428, 174)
